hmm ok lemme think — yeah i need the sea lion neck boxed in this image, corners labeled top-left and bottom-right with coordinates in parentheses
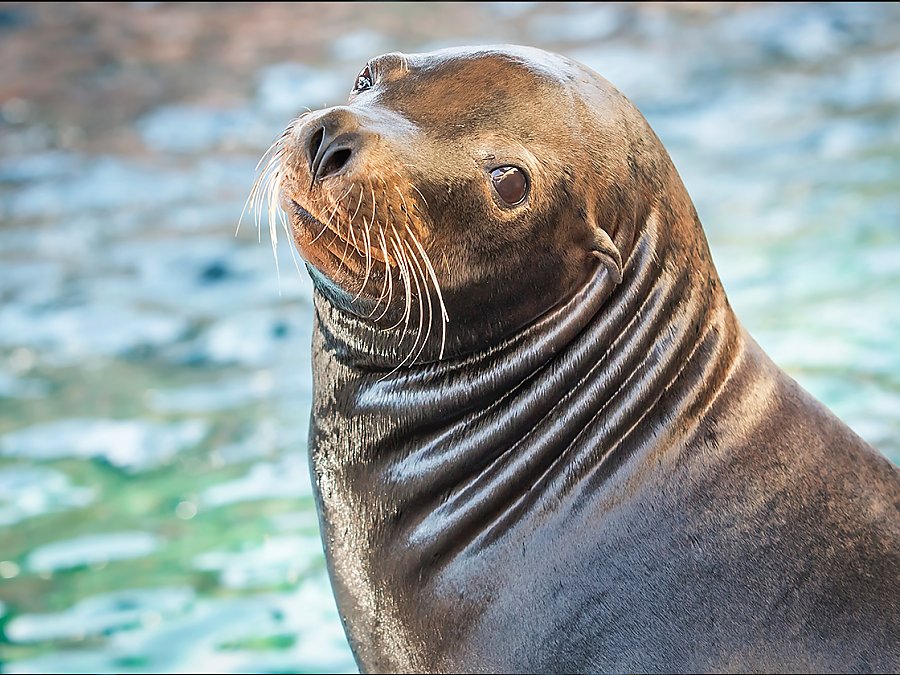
top-left (308, 202), bottom-right (744, 669)
top-left (310, 203), bottom-right (738, 472)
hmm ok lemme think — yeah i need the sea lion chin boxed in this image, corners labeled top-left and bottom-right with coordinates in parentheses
top-left (251, 44), bottom-right (900, 673)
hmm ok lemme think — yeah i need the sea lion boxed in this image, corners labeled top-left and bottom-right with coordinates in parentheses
top-left (254, 45), bottom-right (900, 673)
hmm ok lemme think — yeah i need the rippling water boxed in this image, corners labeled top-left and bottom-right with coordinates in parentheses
top-left (1, 3), bottom-right (898, 673)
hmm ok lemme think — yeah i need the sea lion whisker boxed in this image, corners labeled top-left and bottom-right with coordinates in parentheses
top-left (255, 152), bottom-right (286, 242)
top-left (309, 186), bottom-right (352, 246)
top-left (377, 173), bottom-right (416, 337)
top-left (369, 184), bottom-right (379, 248)
top-left (381, 239), bottom-right (422, 371)
top-left (365, 182), bottom-right (396, 317)
top-left (388, 166), bottom-right (407, 185)
top-left (264, 164), bottom-right (284, 286)
top-left (361, 210), bottom-right (374, 280)
top-left (328, 185), bottom-right (353, 269)
top-left (392, 182), bottom-right (412, 217)
top-left (264, 153), bottom-right (302, 279)
top-left (339, 225), bottom-right (353, 268)
top-left (386, 232), bottom-right (412, 334)
top-left (350, 185), bottom-right (365, 227)
top-left (254, 149), bottom-right (287, 230)
top-left (370, 225), bottom-right (394, 321)
top-left (345, 185), bottom-right (365, 256)
top-left (405, 222), bottom-right (448, 359)
top-left (391, 182), bottom-right (448, 357)
top-left (391, 234), bottom-right (421, 338)
top-left (279, 199), bottom-right (305, 278)
top-left (251, 146), bottom-right (275, 174)
top-left (253, 134), bottom-right (287, 172)
top-left (359, 182), bottom-right (379, 291)
top-left (337, 194), bottom-right (356, 269)
top-left (290, 110), bottom-right (311, 127)
top-left (398, 229), bottom-right (420, 344)
top-left (391, 227), bottom-right (418, 340)
top-left (410, 184), bottom-right (430, 209)
top-left (308, 216), bottom-right (332, 246)
top-left (326, 186), bottom-right (353, 227)
top-left (248, 150), bottom-right (283, 215)
top-left (346, 210), bottom-right (360, 251)
top-left (241, 147), bottom-right (284, 238)
top-left (403, 238), bottom-right (435, 365)
top-left (390, 229), bottom-right (415, 334)
top-left (351, 216), bottom-right (373, 302)
top-left (358, 183), bottom-right (377, 291)
top-left (370, 244), bottom-right (395, 321)
top-left (257, 157), bottom-right (303, 282)
top-left (339, 184), bottom-right (367, 268)
top-left (385, 237), bottom-right (427, 375)
top-left (393, 190), bottom-right (439, 306)
top-left (366, 219), bottom-right (392, 320)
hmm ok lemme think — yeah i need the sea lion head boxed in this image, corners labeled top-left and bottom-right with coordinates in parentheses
top-left (255, 45), bottom-right (698, 367)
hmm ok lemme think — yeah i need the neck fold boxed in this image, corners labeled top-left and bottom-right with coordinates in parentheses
top-left (310, 207), bottom-right (742, 572)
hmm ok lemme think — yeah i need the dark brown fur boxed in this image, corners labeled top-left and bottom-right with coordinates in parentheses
top-left (272, 45), bottom-right (899, 673)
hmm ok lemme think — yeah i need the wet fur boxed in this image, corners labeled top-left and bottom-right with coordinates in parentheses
top-left (254, 45), bottom-right (900, 673)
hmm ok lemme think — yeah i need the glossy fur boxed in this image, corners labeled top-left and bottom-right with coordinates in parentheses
top-left (276, 46), bottom-right (900, 673)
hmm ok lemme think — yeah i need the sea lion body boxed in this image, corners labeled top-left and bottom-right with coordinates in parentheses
top-left (266, 46), bottom-right (900, 672)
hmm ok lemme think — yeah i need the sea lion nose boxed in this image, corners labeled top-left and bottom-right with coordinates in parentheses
top-left (304, 109), bottom-right (360, 182)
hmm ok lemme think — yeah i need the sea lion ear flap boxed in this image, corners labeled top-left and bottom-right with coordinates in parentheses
top-left (588, 216), bottom-right (623, 284)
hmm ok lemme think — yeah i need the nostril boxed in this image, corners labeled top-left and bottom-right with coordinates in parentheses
top-left (307, 127), bottom-right (325, 168)
top-left (319, 147), bottom-right (352, 180)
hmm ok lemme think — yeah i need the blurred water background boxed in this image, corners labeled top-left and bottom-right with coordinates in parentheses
top-left (0, 2), bottom-right (898, 673)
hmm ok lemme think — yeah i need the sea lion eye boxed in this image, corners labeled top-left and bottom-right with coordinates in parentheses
top-left (354, 64), bottom-right (373, 93)
top-left (490, 166), bottom-right (528, 206)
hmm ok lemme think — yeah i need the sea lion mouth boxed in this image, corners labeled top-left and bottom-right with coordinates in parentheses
top-left (284, 195), bottom-right (393, 266)
top-left (284, 197), bottom-right (337, 244)
top-left (285, 198), bottom-right (326, 236)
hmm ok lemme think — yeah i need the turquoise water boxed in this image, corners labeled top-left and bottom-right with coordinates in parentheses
top-left (1, 3), bottom-right (898, 673)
